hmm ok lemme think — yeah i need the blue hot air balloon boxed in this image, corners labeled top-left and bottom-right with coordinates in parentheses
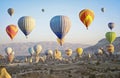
top-left (50, 15), bottom-right (71, 46)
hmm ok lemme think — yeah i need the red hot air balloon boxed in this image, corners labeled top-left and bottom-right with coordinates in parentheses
top-left (6, 24), bottom-right (18, 40)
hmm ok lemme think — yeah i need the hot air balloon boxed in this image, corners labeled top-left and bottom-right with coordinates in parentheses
top-left (6, 24), bottom-right (18, 40)
top-left (0, 67), bottom-right (12, 78)
top-left (79, 9), bottom-right (94, 29)
top-left (108, 22), bottom-right (115, 30)
top-left (28, 47), bottom-right (35, 56)
top-left (107, 44), bottom-right (114, 54)
top-left (50, 15), bottom-right (71, 46)
top-left (7, 54), bottom-right (14, 63)
top-left (5, 47), bottom-right (13, 55)
top-left (101, 8), bottom-right (105, 12)
top-left (34, 44), bottom-right (42, 56)
top-left (8, 8), bottom-right (14, 16)
top-left (54, 49), bottom-right (62, 60)
top-left (41, 9), bottom-right (44, 12)
top-left (76, 48), bottom-right (83, 56)
top-left (98, 48), bottom-right (103, 55)
top-left (18, 16), bottom-right (35, 38)
top-left (65, 49), bottom-right (72, 57)
top-left (45, 50), bottom-right (53, 56)
top-left (105, 32), bottom-right (116, 44)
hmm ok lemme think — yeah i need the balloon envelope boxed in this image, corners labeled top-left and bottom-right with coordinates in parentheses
top-left (79, 9), bottom-right (94, 29)
top-left (8, 8), bottom-right (14, 16)
top-left (65, 49), bottom-right (72, 57)
top-left (50, 15), bottom-right (71, 45)
top-left (107, 44), bottom-right (114, 53)
top-left (76, 48), bottom-right (83, 56)
top-left (34, 44), bottom-right (42, 55)
top-left (105, 32), bottom-right (116, 43)
top-left (18, 16), bottom-right (35, 38)
top-left (6, 24), bottom-right (18, 40)
top-left (45, 50), bottom-right (53, 56)
top-left (5, 47), bottom-right (13, 55)
top-left (41, 9), bottom-right (44, 12)
top-left (108, 22), bottom-right (115, 30)
top-left (54, 49), bottom-right (62, 60)
top-left (28, 47), bottom-right (35, 56)
top-left (7, 54), bottom-right (14, 63)
top-left (101, 8), bottom-right (105, 12)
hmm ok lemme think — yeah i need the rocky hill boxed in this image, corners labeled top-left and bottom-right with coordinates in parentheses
top-left (84, 37), bottom-right (120, 53)
top-left (0, 41), bottom-right (89, 56)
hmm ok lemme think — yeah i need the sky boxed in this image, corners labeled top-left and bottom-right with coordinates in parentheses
top-left (0, 0), bottom-right (120, 45)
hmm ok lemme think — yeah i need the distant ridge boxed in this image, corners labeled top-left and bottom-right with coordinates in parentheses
top-left (0, 41), bottom-right (90, 56)
top-left (84, 37), bottom-right (120, 53)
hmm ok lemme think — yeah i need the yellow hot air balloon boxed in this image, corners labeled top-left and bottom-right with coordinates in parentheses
top-left (79, 9), bottom-right (94, 29)
top-left (7, 8), bottom-right (14, 16)
top-left (76, 48), bottom-right (83, 56)
top-left (54, 49), bottom-right (62, 60)
top-left (107, 44), bottom-right (114, 54)
top-left (65, 49), bottom-right (72, 57)
top-left (6, 24), bottom-right (18, 40)
top-left (0, 67), bottom-right (11, 78)
top-left (18, 16), bottom-right (35, 38)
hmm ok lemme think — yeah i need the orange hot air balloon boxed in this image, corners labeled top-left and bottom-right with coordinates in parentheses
top-left (79, 9), bottom-right (94, 29)
top-left (6, 24), bottom-right (18, 40)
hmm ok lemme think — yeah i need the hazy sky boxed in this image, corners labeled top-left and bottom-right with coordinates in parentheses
top-left (0, 0), bottom-right (120, 45)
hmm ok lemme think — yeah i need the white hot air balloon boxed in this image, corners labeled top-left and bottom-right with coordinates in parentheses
top-left (45, 50), bottom-right (53, 56)
top-left (34, 44), bottom-right (42, 56)
top-left (18, 16), bottom-right (35, 38)
top-left (5, 47), bottom-right (13, 55)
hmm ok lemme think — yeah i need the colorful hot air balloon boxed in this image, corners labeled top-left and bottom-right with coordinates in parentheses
top-left (34, 44), bottom-right (42, 56)
top-left (106, 44), bottom-right (114, 54)
top-left (79, 9), bottom-right (94, 29)
top-left (108, 22), bottom-right (115, 30)
top-left (18, 16), bottom-right (35, 38)
top-left (101, 8), bottom-right (105, 12)
top-left (50, 15), bottom-right (71, 46)
top-left (8, 8), bottom-right (14, 16)
top-left (76, 48), bottom-right (83, 56)
top-left (6, 24), bottom-right (18, 40)
top-left (65, 49), bottom-right (72, 57)
top-left (105, 32), bottom-right (116, 44)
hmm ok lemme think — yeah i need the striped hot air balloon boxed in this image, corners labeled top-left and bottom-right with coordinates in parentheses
top-left (50, 15), bottom-right (71, 46)
top-left (79, 9), bottom-right (94, 29)
top-left (6, 24), bottom-right (18, 40)
top-left (18, 16), bottom-right (35, 38)
top-left (8, 8), bottom-right (14, 16)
